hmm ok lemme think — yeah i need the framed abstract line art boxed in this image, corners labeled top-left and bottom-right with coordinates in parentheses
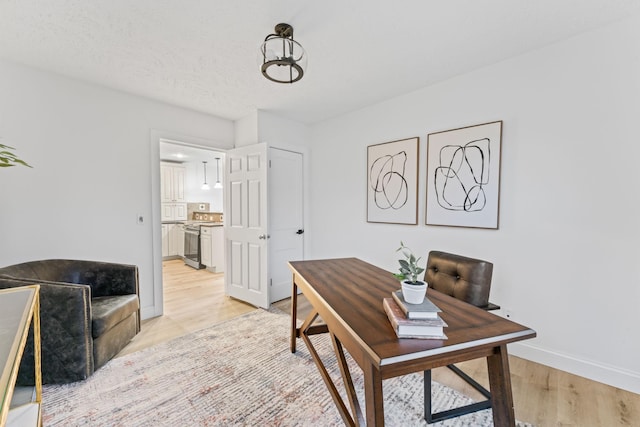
top-left (425, 121), bottom-right (502, 229)
top-left (367, 137), bottom-right (419, 224)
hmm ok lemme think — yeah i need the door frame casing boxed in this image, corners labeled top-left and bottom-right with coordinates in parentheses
top-left (148, 129), bottom-right (227, 319)
top-left (148, 135), bottom-right (310, 318)
top-left (267, 142), bottom-right (311, 277)
top-left (268, 146), bottom-right (306, 303)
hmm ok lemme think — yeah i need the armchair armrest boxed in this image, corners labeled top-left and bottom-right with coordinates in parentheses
top-left (0, 276), bottom-right (94, 384)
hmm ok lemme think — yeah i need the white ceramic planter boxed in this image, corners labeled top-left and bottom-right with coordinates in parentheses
top-left (401, 280), bottom-right (428, 304)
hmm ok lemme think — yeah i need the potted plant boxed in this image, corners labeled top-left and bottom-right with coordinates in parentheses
top-left (0, 144), bottom-right (31, 168)
top-left (393, 241), bottom-right (427, 304)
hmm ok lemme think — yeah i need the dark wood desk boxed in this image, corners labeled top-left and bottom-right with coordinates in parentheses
top-left (289, 258), bottom-right (536, 427)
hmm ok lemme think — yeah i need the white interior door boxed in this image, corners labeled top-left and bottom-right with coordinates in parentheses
top-left (224, 143), bottom-right (269, 308)
top-left (269, 148), bottom-right (304, 303)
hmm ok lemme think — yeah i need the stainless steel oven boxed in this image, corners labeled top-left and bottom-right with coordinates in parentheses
top-left (184, 224), bottom-right (203, 269)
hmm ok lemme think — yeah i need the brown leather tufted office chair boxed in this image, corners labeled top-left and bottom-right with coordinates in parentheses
top-left (423, 251), bottom-right (500, 423)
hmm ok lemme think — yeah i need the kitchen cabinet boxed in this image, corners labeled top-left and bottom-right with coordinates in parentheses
top-left (161, 162), bottom-right (187, 221)
top-left (210, 226), bottom-right (225, 273)
top-left (161, 162), bottom-right (186, 202)
top-left (161, 224), bottom-right (169, 257)
top-left (201, 225), bottom-right (224, 273)
top-left (161, 203), bottom-right (187, 222)
top-left (175, 225), bottom-right (185, 257)
top-left (162, 223), bottom-right (184, 258)
top-left (200, 227), bottom-right (212, 267)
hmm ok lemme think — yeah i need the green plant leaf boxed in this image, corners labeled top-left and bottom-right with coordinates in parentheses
top-left (394, 241), bottom-right (424, 284)
top-left (0, 144), bottom-right (31, 168)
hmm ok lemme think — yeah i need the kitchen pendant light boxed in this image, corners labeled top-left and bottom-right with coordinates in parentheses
top-left (260, 23), bottom-right (307, 84)
top-left (214, 157), bottom-right (223, 189)
top-left (201, 161), bottom-right (210, 190)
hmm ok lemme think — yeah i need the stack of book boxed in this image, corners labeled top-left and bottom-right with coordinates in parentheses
top-left (383, 290), bottom-right (448, 339)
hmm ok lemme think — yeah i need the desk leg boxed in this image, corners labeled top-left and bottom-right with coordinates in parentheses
top-left (331, 333), bottom-right (364, 425)
top-left (290, 276), bottom-right (298, 353)
top-left (301, 310), bottom-right (358, 426)
top-left (487, 345), bottom-right (516, 427)
top-left (363, 362), bottom-right (384, 426)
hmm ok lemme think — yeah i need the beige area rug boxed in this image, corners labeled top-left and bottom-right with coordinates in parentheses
top-left (42, 309), bottom-right (533, 426)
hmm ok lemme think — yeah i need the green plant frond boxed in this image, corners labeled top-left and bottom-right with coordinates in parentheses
top-left (13, 159), bottom-right (31, 167)
top-left (0, 144), bottom-right (32, 168)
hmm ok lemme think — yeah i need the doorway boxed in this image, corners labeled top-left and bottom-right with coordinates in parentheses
top-left (150, 136), bottom-right (307, 317)
top-left (156, 137), bottom-right (226, 317)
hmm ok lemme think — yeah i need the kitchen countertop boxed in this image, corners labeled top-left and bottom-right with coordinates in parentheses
top-left (162, 221), bottom-right (223, 227)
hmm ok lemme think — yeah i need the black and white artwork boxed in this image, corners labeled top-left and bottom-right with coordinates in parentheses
top-left (426, 121), bottom-right (502, 229)
top-left (367, 137), bottom-right (419, 224)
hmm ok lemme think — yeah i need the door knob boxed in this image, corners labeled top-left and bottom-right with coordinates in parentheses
top-left (296, 229), bottom-right (304, 235)
top-left (258, 234), bottom-right (270, 240)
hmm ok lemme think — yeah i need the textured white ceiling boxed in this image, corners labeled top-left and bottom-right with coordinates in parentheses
top-left (1, 1), bottom-right (639, 124)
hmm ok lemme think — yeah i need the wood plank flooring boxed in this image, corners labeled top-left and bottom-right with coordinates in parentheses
top-left (118, 259), bottom-right (254, 356)
top-left (120, 259), bottom-right (639, 426)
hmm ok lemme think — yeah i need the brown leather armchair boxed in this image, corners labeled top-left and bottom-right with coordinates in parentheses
top-left (0, 259), bottom-right (140, 384)
top-left (423, 251), bottom-right (499, 423)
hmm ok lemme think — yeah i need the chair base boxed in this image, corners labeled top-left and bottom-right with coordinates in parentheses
top-left (424, 364), bottom-right (492, 423)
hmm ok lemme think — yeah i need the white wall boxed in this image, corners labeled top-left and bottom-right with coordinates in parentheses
top-left (235, 109), bottom-right (311, 149)
top-left (0, 59), bottom-right (234, 318)
top-left (184, 159), bottom-right (224, 212)
top-left (257, 111), bottom-right (312, 261)
top-left (308, 15), bottom-right (640, 393)
top-left (234, 110), bottom-right (259, 147)
top-left (233, 110), bottom-right (313, 263)
top-left (257, 110), bottom-right (311, 150)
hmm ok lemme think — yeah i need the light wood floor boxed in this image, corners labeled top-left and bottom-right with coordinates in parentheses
top-left (118, 259), bottom-right (255, 356)
top-left (120, 259), bottom-right (639, 426)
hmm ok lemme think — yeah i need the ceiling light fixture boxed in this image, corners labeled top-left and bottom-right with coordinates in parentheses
top-left (214, 157), bottom-right (223, 189)
top-left (201, 161), bottom-right (210, 190)
top-left (260, 23), bottom-right (307, 84)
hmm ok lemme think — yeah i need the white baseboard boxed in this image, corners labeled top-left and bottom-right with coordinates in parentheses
top-left (140, 305), bottom-right (161, 320)
top-left (508, 341), bottom-right (640, 395)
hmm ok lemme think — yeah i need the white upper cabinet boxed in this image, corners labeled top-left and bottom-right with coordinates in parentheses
top-left (161, 162), bottom-right (186, 203)
top-left (161, 162), bottom-right (187, 221)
